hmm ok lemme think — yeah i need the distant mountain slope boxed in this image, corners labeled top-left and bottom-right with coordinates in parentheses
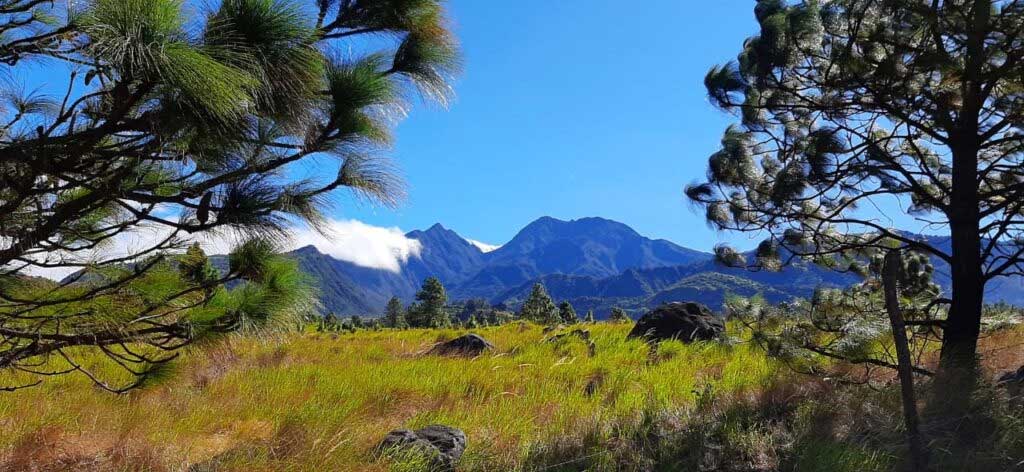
top-left (288, 223), bottom-right (487, 314)
top-left (263, 217), bottom-right (1024, 316)
top-left (284, 216), bottom-right (716, 314)
top-left (491, 256), bottom-right (856, 317)
top-left (452, 217), bottom-right (711, 299)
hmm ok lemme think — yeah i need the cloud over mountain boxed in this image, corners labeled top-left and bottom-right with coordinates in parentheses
top-left (288, 219), bottom-right (422, 273)
top-left (15, 219), bottom-right (423, 280)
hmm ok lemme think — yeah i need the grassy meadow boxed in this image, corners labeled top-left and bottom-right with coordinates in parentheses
top-left (2, 321), bottom-right (1024, 471)
top-left (0, 323), bottom-right (780, 471)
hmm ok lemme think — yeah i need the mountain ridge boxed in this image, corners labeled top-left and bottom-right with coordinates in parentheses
top-left (269, 216), bottom-right (1024, 317)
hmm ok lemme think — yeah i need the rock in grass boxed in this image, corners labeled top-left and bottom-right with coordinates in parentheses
top-left (998, 365), bottom-right (1024, 399)
top-left (545, 329), bottom-right (590, 344)
top-left (998, 365), bottom-right (1024, 384)
top-left (627, 302), bottom-right (724, 343)
top-left (428, 333), bottom-right (494, 356)
top-left (377, 425), bottom-right (467, 471)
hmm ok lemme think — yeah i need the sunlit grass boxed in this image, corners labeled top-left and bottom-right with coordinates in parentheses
top-left (0, 322), bottom-right (784, 470)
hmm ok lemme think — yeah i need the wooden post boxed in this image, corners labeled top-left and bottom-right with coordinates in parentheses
top-left (883, 249), bottom-right (929, 471)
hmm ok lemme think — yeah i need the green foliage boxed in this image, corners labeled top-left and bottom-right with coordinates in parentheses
top-left (206, 0), bottom-right (324, 121)
top-left (584, 309), bottom-right (596, 323)
top-left (178, 242), bottom-right (219, 287)
top-left (558, 300), bottom-right (578, 324)
top-left (608, 307), bottom-right (632, 324)
top-left (728, 249), bottom-right (944, 381)
top-left (384, 296), bottom-right (408, 329)
top-left (407, 277), bottom-right (449, 328)
top-left (81, 0), bottom-right (260, 120)
top-left (0, 0), bottom-right (459, 390)
top-left (0, 238), bottom-right (313, 391)
top-left (518, 283), bottom-right (559, 325)
top-left (688, 0), bottom-right (1024, 376)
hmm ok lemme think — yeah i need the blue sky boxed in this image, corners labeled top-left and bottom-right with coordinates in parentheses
top-left (14, 0), bottom-right (940, 277)
top-left (332, 0), bottom-right (766, 250)
top-left (20, 0), bottom-right (928, 256)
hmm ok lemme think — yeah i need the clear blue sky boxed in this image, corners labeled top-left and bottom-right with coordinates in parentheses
top-left (22, 0), bottom-right (921, 251)
top-left (335, 0), bottom-right (765, 249)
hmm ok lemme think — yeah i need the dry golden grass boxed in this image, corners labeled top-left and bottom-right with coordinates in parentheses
top-left (4, 322), bottom-right (1023, 471)
top-left (0, 323), bottom-right (781, 471)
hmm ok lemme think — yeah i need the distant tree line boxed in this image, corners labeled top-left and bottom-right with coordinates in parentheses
top-left (318, 279), bottom-right (632, 332)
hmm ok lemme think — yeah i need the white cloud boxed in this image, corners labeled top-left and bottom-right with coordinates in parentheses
top-left (288, 219), bottom-right (422, 272)
top-left (466, 238), bottom-right (501, 253)
top-left (10, 219), bottom-right (422, 279)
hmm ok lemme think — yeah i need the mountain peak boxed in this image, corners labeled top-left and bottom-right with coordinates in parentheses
top-left (515, 215), bottom-right (641, 240)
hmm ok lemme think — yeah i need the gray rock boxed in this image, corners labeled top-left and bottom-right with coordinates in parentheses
top-left (377, 425), bottom-right (467, 470)
top-left (428, 333), bottom-right (493, 356)
top-left (627, 302), bottom-right (725, 343)
top-left (998, 365), bottom-right (1024, 385)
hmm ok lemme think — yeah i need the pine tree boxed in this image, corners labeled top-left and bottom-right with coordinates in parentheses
top-left (608, 307), bottom-right (631, 324)
top-left (408, 277), bottom-right (450, 328)
top-left (518, 283), bottom-right (560, 325)
top-left (584, 310), bottom-right (596, 323)
top-left (179, 243), bottom-right (219, 286)
top-left (0, 0), bottom-right (459, 390)
top-left (384, 297), bottom-right (408, 329)
top-left (558, 301), bottom-right (579, 324)
top-left (693, 0), bottom-right (1024, 392)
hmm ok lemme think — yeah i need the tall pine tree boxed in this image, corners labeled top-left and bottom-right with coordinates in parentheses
top-left (693, 0), bottom-right (1024, 394)
top-left (558, 301), bottom-right (579, 324)
top-left (384, 297), bottom-right (407, 329)
top-left (518, 283), bottom-right (560, 325)
top-left (409, 277), bottom-right (450, 328)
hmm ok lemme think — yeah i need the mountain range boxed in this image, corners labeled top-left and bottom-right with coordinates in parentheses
top-left (221, 216), bottom-right (1024, 318)
top-left (280, 216), bottom-right (866, 318)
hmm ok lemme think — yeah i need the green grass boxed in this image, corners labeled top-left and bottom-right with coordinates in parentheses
top-left (6, 322), bottom-right (1023, 471)
top-left (0, 323), bottom-right (784, 471)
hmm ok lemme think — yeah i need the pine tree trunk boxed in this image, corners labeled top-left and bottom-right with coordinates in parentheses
top-left (937, 216), bottom-right (983, 392)
top-left (935, 135), bottom-right (983, 417)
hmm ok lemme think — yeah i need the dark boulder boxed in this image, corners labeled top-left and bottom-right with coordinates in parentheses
top-left (428, 333), bottom-right (494, 356)
top-left (545, 329), bottom-right (591, 344)
top-left (998, 365), bottom-right (1024, 384)
top-left (998, 365), bottom-right (1024, 399)
top-left (627, 302), bottom-right (725, 343)
top-left (377, 425), bottom-right (467, 470)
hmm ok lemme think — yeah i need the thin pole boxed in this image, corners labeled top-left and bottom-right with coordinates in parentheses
top-left (883, 249), bottom-right (929, 471)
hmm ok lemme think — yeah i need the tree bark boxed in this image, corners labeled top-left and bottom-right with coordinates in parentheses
top-left (944, 0), bottom-right (985, 374)
top-left (884, 250), bottom-right (929, 471)
top-left (936, 138), bottom-right (983, 417)
top-left (941, 140), bottom-right (983, 380)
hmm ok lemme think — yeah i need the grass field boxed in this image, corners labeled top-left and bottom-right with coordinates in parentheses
top-left (2, 322), bottom-right (1023, 471)
top-left (0, 323), bottom-right (787, 471)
